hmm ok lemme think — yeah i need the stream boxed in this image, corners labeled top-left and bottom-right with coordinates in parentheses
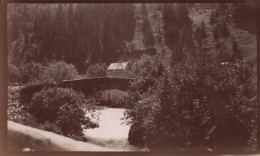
top-left (83, 107), bottom-right (140, 151)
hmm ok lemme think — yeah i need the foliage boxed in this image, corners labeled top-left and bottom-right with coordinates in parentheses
top-left (8, 88), bottom-right (38, 127)
top-left (142, 19), bottom-right (155, 48)
top-left (200, 20), bottom-right (207, 40)
top-left (163, 4), bottom-right (193, 64)
top-left (213, 26), bottom-right (220, 41)
top-left (29, 87), bottom-right (98, 140)
top-left (210, 11), bottom-right (216, 25)
top-left (163, 4), bottom-right (179, 49)
top-left (40, 61), bottom-right (79, 83)
top-left (195, 26), bottom-right (202, 45)
top-left (141, 4), bottom-right (148, 17)
top-left (218, 21), bottom-right (230, 38)
top-left (125, 56), bottom-right (256, 151)
top-left (19, 60), bottom-right (78, 85)
top-left (213, 20), bottom-right (230, 41)
top-left (233, 3), bottom-right (257, 34)
top-left (127, 55), bottom-right (164, 78)
top-left (217, 3), bottom-right (227, 15)
top-left (8, 4), bottom-right (136, 72)
top-left (8, 63), bottom-right (21, 83)
top-left (231, 40), bottom-right (242, 60)
top-left (20, 61), bottom-right (44, 84)
top-left (86, 63), bottom-right (107, 78)
top-left (216, 47), bottom-right (231, 62)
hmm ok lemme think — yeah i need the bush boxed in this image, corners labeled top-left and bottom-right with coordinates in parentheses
top-left (128, 55), bottom-right (164, 78)
top-left (142, 19), bottom-right (155, 48)
top-left (128, 123), bottom-right (145, 147)
top-left (20, 62), bottom-right (44, 84)
top-left (40, 61), bottom-right (79, 83)
top-left (233, 4), bottom-right (257, 34)
top-left (86, 63), bottom-right (107, 78)
top-left (125, 56), bottom-right (256, 151)
top-left (217, 21), bottom-right (230, 39)
top-left (29, 87), bottom-right (97, 140)
top-left (8, 63), bottom-right (21, 84)
top-left (20, 61), bottom-right (79, 85)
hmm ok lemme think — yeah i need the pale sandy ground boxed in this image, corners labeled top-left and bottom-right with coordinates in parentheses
top-left (84, 108), bottom-right (140, 151)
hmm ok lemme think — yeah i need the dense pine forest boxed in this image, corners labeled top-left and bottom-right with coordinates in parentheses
top-left (8, 4), bottom-right (135, 73)
top-left (7, 3), bottom-right (257, 152)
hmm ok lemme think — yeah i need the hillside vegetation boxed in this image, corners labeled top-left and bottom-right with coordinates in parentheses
top-left (7, 3), bottom-right (257, 152)
top-left (8, 4), bottom-right (135, 73)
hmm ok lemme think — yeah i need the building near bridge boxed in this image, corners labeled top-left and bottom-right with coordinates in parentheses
top-left (106, 62), bottom-right (129, 78)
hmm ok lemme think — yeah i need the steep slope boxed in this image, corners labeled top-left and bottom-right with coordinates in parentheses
top-left (130, 4), bottom-right (146, 52)
top-left (147, 6), bottom-right (172, 61)
top-left (8, 4), bottom-right (136, 72)
top-left (228, 23), bottom-right (257, 62)
top-left (134, 4), bottom-right (175, 67)
top-left (189, 7), bottom-right (217, 55)
top-left (189, 4), bottom-right (257, 63)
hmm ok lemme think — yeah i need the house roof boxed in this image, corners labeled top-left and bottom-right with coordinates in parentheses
top-left (107, 62), bottom-right (128, 70)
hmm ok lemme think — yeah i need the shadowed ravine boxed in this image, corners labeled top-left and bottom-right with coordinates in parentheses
top-left (83, 108), bottom-right (140, 151)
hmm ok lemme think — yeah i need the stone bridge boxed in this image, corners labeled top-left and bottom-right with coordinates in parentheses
top-left (20, 77), bottom-right (156, 103)
top-left (20, 77), bottom-right (134, 103)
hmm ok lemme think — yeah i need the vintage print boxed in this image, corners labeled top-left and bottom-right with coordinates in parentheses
top-left (7, 3), bottom-right (257, 152)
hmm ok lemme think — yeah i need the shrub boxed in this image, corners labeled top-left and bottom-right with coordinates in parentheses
top-left (216, 47), bottom-right (231, 62)
top-left (20, 61), bottom-right (79, 85)
top-left (142, 19), bottom-right (155, 48)
top-left (40, 61), bottom-right (79, 83)
top-left (200, 20), bottom-right (207, 39)
top-left (126, 56), bottom-right (256, 151)
top-left (86, 63), bottom-right (107, 77)
top-left (213, 26), bottom-right (220, 42)
top-left (218, 21), bottom-right (230, 38)
top-left (8, 63), bottom-right (21, 84)
top-left (233, 4), bottom-right (257, 34)
top-left (29, 87), bottom-right (97, 140)
top-left (20, 62), bottom-right (44, 84)
top-left (128, 55), bottom-right (164, 78)
top-left (210, 11), bottom-right (216, 25)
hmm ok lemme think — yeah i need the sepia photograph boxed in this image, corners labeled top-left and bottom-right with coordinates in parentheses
top-left (5, 2), bottom-right (257, 153)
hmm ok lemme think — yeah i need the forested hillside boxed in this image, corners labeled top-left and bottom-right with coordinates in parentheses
top-left (8, 3), bottom-right (257, 73)
top-left (7, 3), bottom-right (257, 152)
top-left (8, 4), bottom-right (135, 73)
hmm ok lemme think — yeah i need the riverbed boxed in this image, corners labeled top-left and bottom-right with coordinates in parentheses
top-left (83, 107), bottom-right (140, 151)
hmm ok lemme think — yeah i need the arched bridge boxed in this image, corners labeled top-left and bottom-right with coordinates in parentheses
top-left (20, 77), bottom-right (134, 103)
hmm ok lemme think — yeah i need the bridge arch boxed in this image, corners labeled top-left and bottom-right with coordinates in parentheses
top-left (20, 77), bottom-right (134, 103)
